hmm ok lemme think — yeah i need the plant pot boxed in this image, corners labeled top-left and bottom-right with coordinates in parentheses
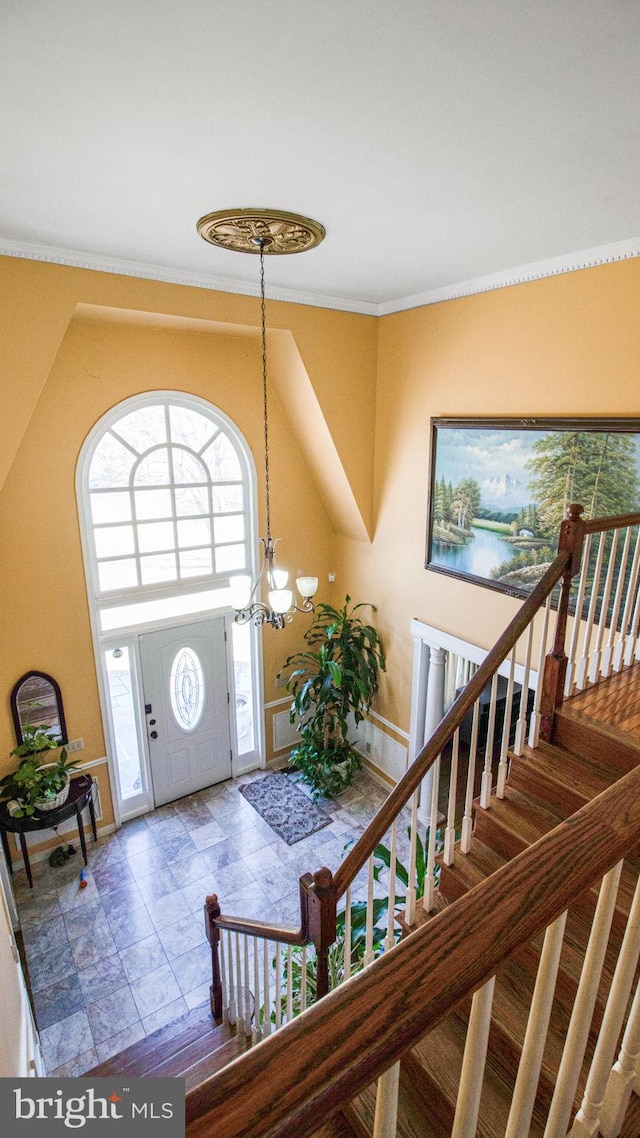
top-left (34, 765), bottom-right (70, 812)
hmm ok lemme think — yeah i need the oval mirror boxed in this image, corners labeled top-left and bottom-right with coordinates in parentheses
top-left (10, 671), bottom-right (68, 749)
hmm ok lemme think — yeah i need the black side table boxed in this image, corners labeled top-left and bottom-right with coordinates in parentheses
top-left (0, 774), bottom-right (97, 888)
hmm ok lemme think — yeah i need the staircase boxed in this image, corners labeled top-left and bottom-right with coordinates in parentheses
top-left (89, 677), bottom-right (640, 1138)
top-left (341, 688), bottom-right (640, 1138)
top-left (88, 506), bottom-right (640, 1137)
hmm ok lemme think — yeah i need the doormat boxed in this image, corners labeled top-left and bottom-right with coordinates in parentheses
top-left (239, 772), bottom-right (331, 845)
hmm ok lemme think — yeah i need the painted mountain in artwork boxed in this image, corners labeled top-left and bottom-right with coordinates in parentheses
top-left (480, 473), bottom-right (527, 509)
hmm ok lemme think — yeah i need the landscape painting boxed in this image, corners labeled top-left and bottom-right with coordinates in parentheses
top-left (426, 418), bottom-right (640, 596)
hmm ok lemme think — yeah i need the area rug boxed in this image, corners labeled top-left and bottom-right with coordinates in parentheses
top-left (239, 772), bottom-right (331, 845)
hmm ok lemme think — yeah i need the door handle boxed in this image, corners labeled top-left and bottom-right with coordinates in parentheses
top-left (150, 730), bottom-right (158, 739)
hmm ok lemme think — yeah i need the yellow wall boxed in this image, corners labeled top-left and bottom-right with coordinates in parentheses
top-left (334, 258), bottom-right (640, 733)
top-left (2, 252), bottom-right (640, 836)
top-left (0, 256), bottom-right (376, 844)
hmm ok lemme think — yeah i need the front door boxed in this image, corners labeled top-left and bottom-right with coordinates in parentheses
top-left (139, 619), bottom-right (232, 806)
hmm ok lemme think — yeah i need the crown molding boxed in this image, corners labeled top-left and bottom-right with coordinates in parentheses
top-left (0, 237), bottom-right (378, 317)
top-left (1, 233), bottom-right (639, 318)
top-left (378, 236), bottom-right (640, 315)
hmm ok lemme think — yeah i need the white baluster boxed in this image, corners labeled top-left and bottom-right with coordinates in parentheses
top-left (444, 729), bottom-right (460, 865)
top-left (423, 753), bottom-right (441, 913)
top-left (226, 931), bottom-right (237, 1026)
top-left (419, 646), bottom-right (447, 823)
top-left (626, 575), bottom-right (640, 665)
top-left (286, 946), bottom-right (293, 1022)
top-left (529, 596), bottom-right (552, 747)
top-left (218, 924), bottom-right (228, 1024)
top-left (600, 976), bottom-right (640, 1136)
top-left (300, 946), bottom-right (308, 1012)
top-left (385, 822), bottom-right (398, 953)
top-left (451, 977), bottom-right (496, 1138)
top-left (602, 527), bottom-right (631, 677)
top-left (373, 1062), bottom-right (401, 1138)
top-left (543, 861), bottom-right (623, 1138)
top-left (364, 854), bottom-right (375, 967)
top-left (589, 528), bottom-right (619, 683)
top-left (514, 624), bottom-right (534, 755)
top-left (480, 673), bottom-right (499, 809)
top-left (243, 934), bottom-right (252, 1036)
top-left (461, 701), bottom-right (480, 854)
top-left (569, 869), bottom-right (640, 1138)
top-left (235, 930), bottom-right (245, 1035)
top-left (497, 648), bottom-right (516, 799)
top-left (405, 791), bottom-right (419, 926)
top-left (274, 943), bottom-right (282, 1030)
top-left (565, 533), bottom-right (592, 696)
top-left (344, 886), bottom-right (352, 981)
top-left (252, 938), bottom-right (261, 1044)
top-left (262, 939), bottom-right (271, 1037)
top-left (506, 912), bottom-right (567, 1138)
top-left (576, 532), bottom-right (606, 689)
top-left (615, 527), bottom-right (640, 669)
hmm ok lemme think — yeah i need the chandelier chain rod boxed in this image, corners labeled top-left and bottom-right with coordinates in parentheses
top-left (259, 241), bottom-right (271, 542)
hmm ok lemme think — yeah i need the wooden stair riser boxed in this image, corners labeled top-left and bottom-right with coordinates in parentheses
top-left (507, 754), bottom-right (593, 816)
top-left (552, 711), bottom-right (640, 774)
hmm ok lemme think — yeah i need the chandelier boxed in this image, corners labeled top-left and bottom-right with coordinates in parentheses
top-left (196, 209), bottom-right (325, 629)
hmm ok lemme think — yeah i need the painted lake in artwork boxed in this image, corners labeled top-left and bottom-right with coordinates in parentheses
top-left (428, 422), bottom-right (640, 589)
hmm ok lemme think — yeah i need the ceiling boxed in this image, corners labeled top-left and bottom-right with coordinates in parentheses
top-left (2, 1), bottom-right (639, 314)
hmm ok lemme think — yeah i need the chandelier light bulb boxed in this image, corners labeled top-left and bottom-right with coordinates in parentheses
top-left (269, 588), bottom-right (293, 614)
top-left (296, 576), bottom-right (319, 600)
top-left (229, 574), bottom-right (253, 610)
top-left (271, 568), bottom-right (289, 589)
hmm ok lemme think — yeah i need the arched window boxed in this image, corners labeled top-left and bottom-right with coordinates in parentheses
top-left (77, 393), bottom-right (261, 821)
top-left (84, 396), bottom-right (253, 600)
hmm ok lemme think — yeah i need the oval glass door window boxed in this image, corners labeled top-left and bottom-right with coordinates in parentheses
top-left (169, 647), bottom-right (205, 731)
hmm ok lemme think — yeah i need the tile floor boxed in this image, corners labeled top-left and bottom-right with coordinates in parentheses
top-left (12, 767), bottom-right (389, 1076)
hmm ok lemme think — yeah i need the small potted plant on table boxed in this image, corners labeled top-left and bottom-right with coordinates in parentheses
top-left (0, 726), bottom-right (80, 818)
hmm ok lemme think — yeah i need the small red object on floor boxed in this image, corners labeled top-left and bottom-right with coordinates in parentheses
top-left (79, 868), bottom-right (88, 889)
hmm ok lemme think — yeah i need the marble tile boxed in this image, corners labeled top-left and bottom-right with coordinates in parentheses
top-left (184, 981), bottom-right (211, 1011)
top-left (101, 880), bottom-right (145, 923)
top-left (95, 1020), bottom-right (145, 1064)
top-left (146, 888), bottom-right (190, 931)
top-left (28, 938), bottom-right (77, 993)
top-left (57, 874), bottom-right (100, 913)
top-left (188, 819), bottom-right (226, 851)
top-left (40, 1009), bottom-right (94, 1071)
top-left (93, 860), bottom-right (135, 896)
top-left (86, 983), bottom-right (140, 1044)
top-left (135, 866), bottom-right (180, 905)
top-left (130, 961), bottom-right (182, 1019)
top-left (22, 912), bottom-right (69, 957)
top-left (242, 842), bottom-right (287, 875)
top-left (17, 892), bottom-right (64, 932)
top-left (77, 953), bottom-right (129, 1006)
top-left (50, 1046), bottom-right (98, 1077)
top-left (144, 803), bottom-right (180, 827)
top-left (170, 940), bottom-right (211, 996)
top-left (223, 880), bottom-right (273, 918)
top-left (121, 844), bottom-right (167, 878)
top-left (180, 875), bottom-right (219, 914)
top-left (63, 900), bottom-right (109, 942)
top-left (258, 867), bottom-right (300, 905)
top-left (173, 802), bottom-right (216, 829)
top-left (143, 996), bottom-right (188, 1035)
top-left (168, 851), bottom-right (217, 887)
top-left (156, 832), bottom-right (198, 864)
top-left (117, 823), bottom-right (158, 854)
top-left (107, 903), bottom-right (156, 952)
top-left (146, 814), bottom-right (186, 842)
top-left (70, 921), bottom-right (118, 971)
top-left (209, 859), bottom-right (255, 899)
top-left (156, 912), bottom-right (205, 960)
top-left (120, 932), bottom-right (168, 983)
top-left (33, 971), bottom-right (85, 1031)
top-left (87, 836), bottom-right (125, 870)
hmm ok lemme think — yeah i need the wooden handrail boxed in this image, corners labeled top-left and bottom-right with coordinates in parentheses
top-left (583, 510), bottom-right (640, 535)
top-left (187, 762), bottom-right (640, 1138)
top-left (333, 548), bottom-right (570, 896)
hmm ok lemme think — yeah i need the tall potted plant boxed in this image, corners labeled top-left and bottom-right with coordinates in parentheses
top-left (279, 595), bottom-right (385, 799)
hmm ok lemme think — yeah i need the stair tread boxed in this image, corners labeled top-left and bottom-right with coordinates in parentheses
top-left (476, 784), bottom-right (565, 843)
top-left (513, 742), bottom-right (615, 801)
top-left (88, 1005), bottom-right (230, 1079)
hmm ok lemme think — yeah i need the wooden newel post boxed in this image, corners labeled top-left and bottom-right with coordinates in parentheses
top-left (539, 503), bottom-right (585, 742)
top-left (204, 893), bottom-right (223, 1021)
top-left (302, 867), bottom-right (337, 1000)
